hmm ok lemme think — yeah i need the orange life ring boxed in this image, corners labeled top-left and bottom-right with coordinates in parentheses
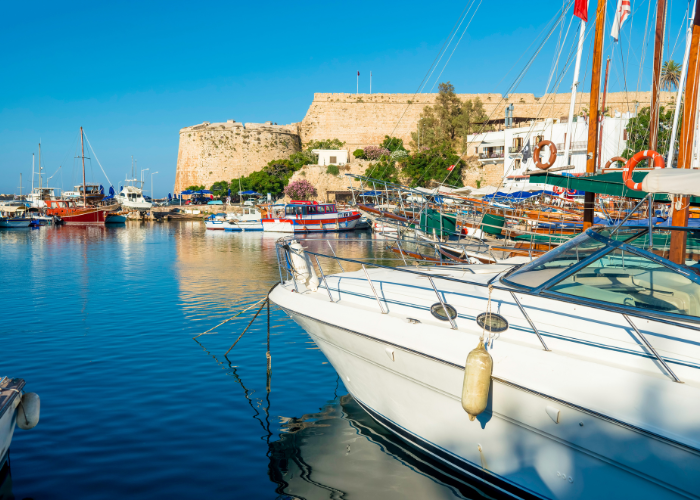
top-left (604, 156), bottom-right (628, 169)
top-left (622, 150), bottom-right (665, 191)
top-left (534, 140), bottom-right (558, 170)
top-left (553, 186), bottom-right (564, 194)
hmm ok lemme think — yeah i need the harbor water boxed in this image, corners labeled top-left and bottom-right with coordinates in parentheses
top-left (0, 223), bottom-right (492, 499)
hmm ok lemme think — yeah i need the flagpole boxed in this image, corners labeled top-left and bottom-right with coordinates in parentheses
top-left (357, 71), bottom-right (359, 94)
top-left (564, 19), bottom-right (586, 166)
top-left (668, 0), bottom-right (697, 167)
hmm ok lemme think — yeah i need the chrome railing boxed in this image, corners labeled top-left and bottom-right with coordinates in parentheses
top-left (276, 234), bottom-right (693, 382)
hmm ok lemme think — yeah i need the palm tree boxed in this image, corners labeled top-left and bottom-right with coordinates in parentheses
top-left (661, 60), bottom-right (682, 91)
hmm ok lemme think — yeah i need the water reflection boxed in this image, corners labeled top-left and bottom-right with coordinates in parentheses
top-left (268, 395), bottom-right (494, 500)
top-left (0, 459), bottom-right (14, 500)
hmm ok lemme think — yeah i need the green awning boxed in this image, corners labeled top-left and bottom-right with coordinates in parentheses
top-left (528, 170), bottom-right (700, 204)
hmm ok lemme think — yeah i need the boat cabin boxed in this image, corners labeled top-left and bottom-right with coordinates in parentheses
top-left (285, 201), bottom-right (337, 216)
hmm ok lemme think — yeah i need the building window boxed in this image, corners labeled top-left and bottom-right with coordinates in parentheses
top-left (514, 159), bottom-right (521, 170)
top-left (623, 130), bottom-right (628, 140)
top-left (330, 156), bottom-right (337, 164)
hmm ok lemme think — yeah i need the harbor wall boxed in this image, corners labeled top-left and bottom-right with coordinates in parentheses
top-left (174, 120), bottom-right (301, 193)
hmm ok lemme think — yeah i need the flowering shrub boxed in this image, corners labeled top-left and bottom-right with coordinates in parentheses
top-left (390, 149), bottom-right (409, 162)
top-left (284, 179), bottom-right (317, 200)
top-left (363, 145), bottom-right (390, 160)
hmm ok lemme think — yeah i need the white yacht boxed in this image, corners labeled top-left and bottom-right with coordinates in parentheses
top-left (270, 172), bottom-right (700, 499)
top-left (26, 187), bottom-right (60, 208)
top-left (1, 377), bottom-right (39, 467)
top-left (117, 185), bottom-right (152, 211)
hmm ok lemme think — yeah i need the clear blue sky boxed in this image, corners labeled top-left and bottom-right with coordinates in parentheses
top-left (0, 0), bottom-right (692, 195)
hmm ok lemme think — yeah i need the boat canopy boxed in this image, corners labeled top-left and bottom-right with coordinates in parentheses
top-left (528, 171), bottom-right (700, 203)
top-left (239, 190), bottom-right (260, 196)
top-left (504, 226), bottom-right (700, 320)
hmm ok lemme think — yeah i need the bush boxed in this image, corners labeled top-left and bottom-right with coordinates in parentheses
top-left (284, 179), bottom-right (317, 200)
top-left (364, 145), bottom-right (391, 160)
top-left (390, 150), bottom-right (409, 162)
top-left (326, 165), bottom-right (340, 175)
top-left (353, 149), bottom-right (365, 159)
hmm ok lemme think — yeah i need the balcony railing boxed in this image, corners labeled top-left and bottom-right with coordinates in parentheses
top-left (479, 153), bottom-right (505, 159)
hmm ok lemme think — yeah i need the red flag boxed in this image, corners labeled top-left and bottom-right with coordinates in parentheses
top-left (574, 0), bottom-right (588, 21)
top-left (448, 165), bottom-right (455, 172)
top-left (358, 71), bottom-right (360, 76)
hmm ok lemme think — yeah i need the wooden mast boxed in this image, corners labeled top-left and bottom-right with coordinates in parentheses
top-left (81, 127), bottom-right (87, 208)
top-left (669, 1), bottom-right (700, 263)
top-left (597, 57), bottom-right (611, 168)
top-left (584, 0), bottom-right (608, 228)
top-left (649, 0), bottom-right (668, 152)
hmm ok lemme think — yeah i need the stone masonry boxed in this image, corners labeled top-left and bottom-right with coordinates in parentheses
top-left (174, 120), bottom-right (301, 193)
top-left (174, 91), bottom-right (675, 192)
top-left (300, 91), bottom-right (676, 153)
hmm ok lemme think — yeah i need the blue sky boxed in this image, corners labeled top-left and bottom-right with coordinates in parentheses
top-left (0, 0), bottom-right (693, 195)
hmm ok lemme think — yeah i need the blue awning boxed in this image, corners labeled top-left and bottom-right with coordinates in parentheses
top-left (239, 190), bottom-right (261, 196)
top-left (359, 191), bottom-right (383, 196)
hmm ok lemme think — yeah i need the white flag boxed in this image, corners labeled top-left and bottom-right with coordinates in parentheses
top-left (610, 0), bottom-right (631, 41)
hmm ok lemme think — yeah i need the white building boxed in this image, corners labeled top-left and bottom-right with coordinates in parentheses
top-left (313, 149), bottom-right (348, 166)
top-left (466, 114), bottom-right (632, 191)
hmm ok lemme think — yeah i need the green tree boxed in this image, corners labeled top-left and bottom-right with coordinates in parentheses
top-left (661, 60), bottom-right (682, 91)
top-left (622, 106), bottom-right (678, 162)
top-left (210, 181), bottom-right (229, 198)
top-left (400, 144), bottom-right (462, 188)
top-left (410, 82), bottom-right (488, 150)
top-left (305, 139), bottom-right (346, 150)
top-left (186, 184), bottom-right (206, 191)
top-left (380, 135), bottom-right (408, 153)
top-left (365, 158), bottom-right (400, 184)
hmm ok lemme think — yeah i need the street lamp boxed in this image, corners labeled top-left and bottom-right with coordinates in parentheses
top-left (151, 172), bottom-right (159, 201)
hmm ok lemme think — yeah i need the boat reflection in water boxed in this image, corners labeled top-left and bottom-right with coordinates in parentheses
top-left (0, 458), bottom-right (14, 500)
top-left (268, 394), bottom-right (493, 500)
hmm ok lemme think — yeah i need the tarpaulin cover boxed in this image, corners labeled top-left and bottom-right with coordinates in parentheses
top-left (238, 190), bottom-right (261, 195)
top-left (483, 190), bottom-right (559, 201)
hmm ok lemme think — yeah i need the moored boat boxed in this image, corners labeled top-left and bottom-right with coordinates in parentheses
top-left (1, 377), bottom-right (40, 466)
top-left (260, 200), bottom-right (361, 233)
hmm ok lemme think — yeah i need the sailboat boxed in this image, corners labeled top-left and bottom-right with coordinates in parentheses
top-left (45, 128), bottom-right (112, 225)
top-left (268, 0), bottom-right (700, 497)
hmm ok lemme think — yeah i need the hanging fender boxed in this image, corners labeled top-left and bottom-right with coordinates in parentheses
top-left (533, 140), bottom-right (558, 170)
top-left (604, 156), bottom-right (628, 169)
top-left (623, 150), bottom-right (665, 191)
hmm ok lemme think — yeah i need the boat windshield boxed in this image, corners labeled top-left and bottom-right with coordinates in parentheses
top-left (505, 226), bottom-right (700, 318)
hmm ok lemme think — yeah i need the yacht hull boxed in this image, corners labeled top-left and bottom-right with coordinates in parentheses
top-left (0, 379), bottom-right (23, 464)
top-left (270, 285), bottom-right (700, 500)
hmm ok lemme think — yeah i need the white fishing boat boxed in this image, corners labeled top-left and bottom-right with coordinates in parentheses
top-left (270, 168), bottom-right (700, 499)
top-left (0, 205), bottom-right (31, 228)
top-left (0, 377), bottom-right (39, 467)
top-left (205, 208), bottom-right (263, 231)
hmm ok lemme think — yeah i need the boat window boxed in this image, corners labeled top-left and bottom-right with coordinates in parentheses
top-left (505, 232), bottom-right (608, 289)
top-left (549, 248), bottom-right (700, 317)
top-left (307, 206), bottom-right (317, 214)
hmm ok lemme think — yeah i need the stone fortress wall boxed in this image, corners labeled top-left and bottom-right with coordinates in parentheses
top-left (174, 120), bottom-right (301, 193)
top-left (174, 91), bottom-right (675, 192)
top-left (300, 91), bottom-right (676, 152)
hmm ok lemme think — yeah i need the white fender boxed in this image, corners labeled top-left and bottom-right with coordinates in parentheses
top-left (17, 392), bottom-right (40, 430)
top-left (288, 241), bottom-right (319, 291)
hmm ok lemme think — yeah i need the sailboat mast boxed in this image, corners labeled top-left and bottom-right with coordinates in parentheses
top-left (597, 58), bottom-right (611, 169)
top-left (584, 0), bottom-right (608, 228)
top-left (650, 0), bottom-right (668, 152)
top-left (564, 20), bottom-right (586, 165)
top-left (670, 1), bottom-right (700, 263)
top-left (38, 143), bottom-right (42, 190)
top-left (31, 153), bottom-right (35, 192)
top-left (81, 127), bottom-right (87, 207)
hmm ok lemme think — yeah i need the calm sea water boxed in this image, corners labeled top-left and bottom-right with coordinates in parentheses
top-left (0, 222), bottom-right (491, 499)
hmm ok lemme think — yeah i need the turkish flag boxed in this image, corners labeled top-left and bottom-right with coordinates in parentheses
top-left (358, 71), bottom-right (360, 76)
top-left (448, 165), bottom-right (455, 172)
top-left (574, 0), bottom-right (588, 21)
